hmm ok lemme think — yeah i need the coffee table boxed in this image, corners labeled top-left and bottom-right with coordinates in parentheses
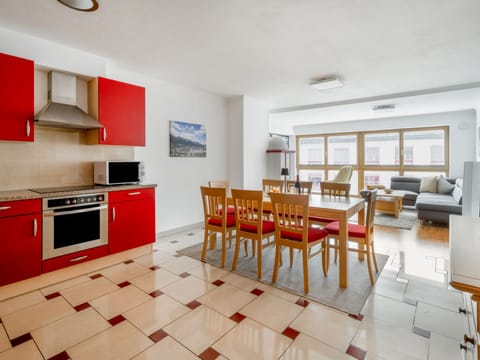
top-left (375, 190), bottom-right (406, 218)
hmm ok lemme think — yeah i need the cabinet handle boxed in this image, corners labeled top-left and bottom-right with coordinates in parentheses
top-left (26, 120), bottom-right (31, 137)
top-left (112, 207), bottom-right (116, 222)
top-left (128, 192), bottom-right (141, 196)
top-left (33, 218), bottom-right (37, 237)
top-left (69, 255), bottom-right (88, 263)
top-left (102, 128), bottom-right (107, 142)
top-left (0, 206), bottom-right (12, 211)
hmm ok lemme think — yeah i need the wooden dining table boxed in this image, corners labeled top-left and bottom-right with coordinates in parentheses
top-left (229, 193), bottom-right (365, 288)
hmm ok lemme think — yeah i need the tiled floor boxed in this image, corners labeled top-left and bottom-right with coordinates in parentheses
top-left (0, 222), bottom-right (475, 360)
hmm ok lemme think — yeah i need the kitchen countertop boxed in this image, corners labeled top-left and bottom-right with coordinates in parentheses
top-left (0, 184), bottom-right (157, 202)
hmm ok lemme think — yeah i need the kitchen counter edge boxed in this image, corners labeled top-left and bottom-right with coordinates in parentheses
top-left (0, 184), bottom-right (157, 202)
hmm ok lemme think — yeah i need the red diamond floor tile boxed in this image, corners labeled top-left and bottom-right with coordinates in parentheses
top-left (199, 347), bottom-right (220, 360)
top-left (346, 344), bottom-right (367, 360)
top-left (149, 329), bottom-right (168, 343)
top-left (282, 327), bottom-right (300, 340)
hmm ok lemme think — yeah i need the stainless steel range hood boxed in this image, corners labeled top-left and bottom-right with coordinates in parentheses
top-left (35, 71), bottom-right (103, 129)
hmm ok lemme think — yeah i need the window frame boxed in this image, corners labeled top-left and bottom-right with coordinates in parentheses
top-left (296, 126), bottom-right (449, 194)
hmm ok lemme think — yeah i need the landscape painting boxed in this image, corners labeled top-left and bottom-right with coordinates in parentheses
top-left (169, 120), bottom-right (206, 158)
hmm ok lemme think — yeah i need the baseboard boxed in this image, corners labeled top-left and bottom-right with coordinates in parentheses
top-left (156, 222), bottom-right (203, 238)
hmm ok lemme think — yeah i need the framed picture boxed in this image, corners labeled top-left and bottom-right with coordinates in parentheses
top-left (169, 120), bottom-right (206, 158)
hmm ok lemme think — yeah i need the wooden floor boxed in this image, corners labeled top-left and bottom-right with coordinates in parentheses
top-left (374, 216), bottom-right (450, 281)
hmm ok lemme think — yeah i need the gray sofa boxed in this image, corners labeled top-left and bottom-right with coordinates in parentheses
top-left (389, 176), bottom-right (462, 224)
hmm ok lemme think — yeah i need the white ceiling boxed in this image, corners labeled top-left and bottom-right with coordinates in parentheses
top-left (1, 0), bottom-right (480, 125)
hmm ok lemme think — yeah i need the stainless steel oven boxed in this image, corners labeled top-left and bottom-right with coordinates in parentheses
top-left (41, 192), bottom-right (108, 260)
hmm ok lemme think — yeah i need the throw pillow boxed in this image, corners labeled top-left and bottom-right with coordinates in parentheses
top-left (437, 175), bottom-right (455, 194)
top-left (419, 176), bottom-right (438, 193)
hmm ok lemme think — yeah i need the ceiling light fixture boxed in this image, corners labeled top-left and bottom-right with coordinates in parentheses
top-left (57, 0), bottom-right (99, 12)
top-left (309, 77), bottom-right (343, 91)
top-left (372, 104), bottom-right (396, 112)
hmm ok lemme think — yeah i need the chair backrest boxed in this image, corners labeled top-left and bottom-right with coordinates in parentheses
top-left (262, 179), bottom-right (284, 193)
top-left (286, 180), bottom-right (313, 194)
top-left (270, 193), bottom-right (309, 242)
top-left (333, 166), bottom-right (353, 183)
top-left (200, 186), bottom-right (227, 227)
top-left (320, 181), bottom-right (351, 198)
top-left (208, 180), bottom-right (229, 189)
top-left (231, 189), bottom-right (263, 235)
top-left (360, 189), bottom-right (377, 233)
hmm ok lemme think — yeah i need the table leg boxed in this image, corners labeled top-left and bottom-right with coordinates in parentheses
top-left (358, 207), bottom-right (365, 261)
top-left (339, 213), bottom-right (348, 288)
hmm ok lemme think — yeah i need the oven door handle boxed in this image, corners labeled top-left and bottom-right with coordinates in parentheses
top-left (44, 205), bottom-right (107, 217)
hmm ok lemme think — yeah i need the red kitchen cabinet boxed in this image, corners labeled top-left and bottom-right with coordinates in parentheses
top-left (108, 188), bottom-right (155, 254)
top-left (0, 199), bottom-right (42, 285)
top-left (87, 77), bottom-right (145, 146)
top-left (0, 52), bottom-right (34, 142)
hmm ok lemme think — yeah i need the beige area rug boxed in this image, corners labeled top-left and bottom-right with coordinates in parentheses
top-left (178, 239), bottom-right (389, 315)
top-left (374, 209), bottom-right (418, 230)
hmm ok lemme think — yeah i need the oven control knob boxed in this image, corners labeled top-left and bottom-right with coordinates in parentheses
top-left (65, 200), bottom-right (70, 205)
top-left (79, 198), bottom-right (84, 203)
top-left (72, 199), bottom-right (77, 204)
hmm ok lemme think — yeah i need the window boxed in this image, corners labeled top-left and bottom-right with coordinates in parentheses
top-left (299, 137), bottom-right (324, 165)
top-left (364, 132), bottom-right (399, 165)
top-left (327, 135), bottom-right (357, 165)
top-left (403, 129), bottom-right (445, 166)
top-left (296, 126), bottom-right (448, 194)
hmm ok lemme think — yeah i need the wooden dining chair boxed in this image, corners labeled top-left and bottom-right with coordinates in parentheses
top-left (270, 193), bottom-right (329, 293)
top-left (262, 179), bottom-right (284, 193)
top-left (286, 180), bottom-right (313, 194)
top-left (324, 189), bottom-right (379, 284)
top-left (208, 180), bottom-right (229, 189)
top-left (200, 186), bottom-right (236, 267)
top-left (231, 189), bottom-right (276, 279)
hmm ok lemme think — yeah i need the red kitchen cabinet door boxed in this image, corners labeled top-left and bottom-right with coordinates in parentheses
top-left (0, 52), bottom-right (34, 142)
top-left (88, 77), bottom-right (145, 146)
top-left (108, 188), bottom-right (155, 254)
top-left (0, 213), bottom-right (42, 285)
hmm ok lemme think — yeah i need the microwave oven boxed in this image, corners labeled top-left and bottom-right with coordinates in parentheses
top-left (94, 161), bottom-right (145, 185)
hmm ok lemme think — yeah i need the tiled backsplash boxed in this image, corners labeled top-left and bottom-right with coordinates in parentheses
top-left (0, 126), bottom-right (133, 190)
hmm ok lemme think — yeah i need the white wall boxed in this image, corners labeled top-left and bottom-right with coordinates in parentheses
top-left (0, 28), bottom-right (228, 234)
top-left (243, 96), bottom-right (269, 189)
top-left (226, 97), bottom-right (244, 189)
top-left (294, 110), bottom-right (476, 178)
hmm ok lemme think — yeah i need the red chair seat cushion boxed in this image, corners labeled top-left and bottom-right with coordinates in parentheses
top-left (208, 214), bottom-right (236, 227)
top-left (281, 227), bottom-right (328, 243)
top-left (240, 220), bottom-right (275, 234)
top-left (219, 206), bottom-right (235, 215)
top-left (308, 215), bottom-right (336, 224)
top-left (324, 221), bottom-right (366, 238)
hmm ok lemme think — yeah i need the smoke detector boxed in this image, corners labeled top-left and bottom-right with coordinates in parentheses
top-left (309, 77), bottom-right (343, 91)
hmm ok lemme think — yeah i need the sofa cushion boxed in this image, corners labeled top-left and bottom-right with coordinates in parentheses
top-left (437, 175), bottom-right (455, 194)
top-left (419, 176), bottom-right (438, 193)
top-left (390, 176), bottom-right (421, 193)
top-left (452, 185), bottom-right (462, 204)
top-left (415, 193), bottom-right (462, 214)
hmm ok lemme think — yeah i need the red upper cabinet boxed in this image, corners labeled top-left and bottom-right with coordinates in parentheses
top-left (87, 77), bottom-right (145, 146)
top-left (0, 52), bottom-right (34, 142)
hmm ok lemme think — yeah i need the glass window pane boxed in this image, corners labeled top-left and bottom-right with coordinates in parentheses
top-left (327, 135), bottom-right (357, 165)
top-left (364, 133), bottom-right (399, 165)
top-left (364, 171), bottom-right (399, 188)
top-left (403, 130), bottom-right (445, 166)
top-left (328, 170), bottom-right (359, 195)
top-left (299, 137), bottom-right (324, 165)
top-left (299, 170), bottom-right (324, 192)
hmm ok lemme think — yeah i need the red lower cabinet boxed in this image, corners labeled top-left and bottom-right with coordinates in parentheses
top-left (108, 188), bottom-right (156, 254)
top-left (0, 199), bottom-right (42, 286)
